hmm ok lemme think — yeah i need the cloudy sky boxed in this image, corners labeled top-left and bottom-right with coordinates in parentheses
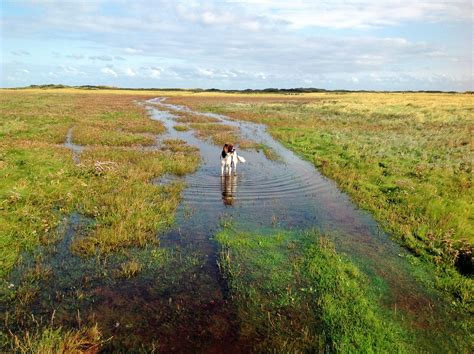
top-left (1, 0), bottom-right (472, 90)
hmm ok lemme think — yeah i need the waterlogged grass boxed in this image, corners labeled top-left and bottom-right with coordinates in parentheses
top-left (3, 88), bottom-right (471, 350)
top-left (116, 260), bottom-right (142, 279)
top-left (257, 143), bottom-right (280, 161)
top-left (173, 111), bottom-right (220, 124)
top-left (170, 93), bottom-right (473, 299)
top-left (167, 107), bottom-right (270, 153)
top-left (70, 147), bottom-right (198, 257)
top-left (189, 122), bottom-right (240, 146)
top-left (73, 125), bottom-right (156, 146)
top-left (0, 90), bottom-right (199, 276)
top-left (216, 227), bottom-right (412, 352)
top-left (173, 124), bottom-right (190, 132)
top-left (5, 324), bottom-right (103, 353)
top-left (0, 144), bottom-right (79, 277)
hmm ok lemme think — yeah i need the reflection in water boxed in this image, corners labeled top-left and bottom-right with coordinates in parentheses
top-left (221, 175), bottom-right (237, 205)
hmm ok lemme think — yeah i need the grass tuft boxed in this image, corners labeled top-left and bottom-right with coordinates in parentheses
top-left (6, 324), bottom-right (103, 353)
top-left (116, 260), bottom-right (142, 278)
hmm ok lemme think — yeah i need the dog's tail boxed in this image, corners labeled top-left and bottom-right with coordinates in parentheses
top-left (237, 155), bottom-right (246, 163)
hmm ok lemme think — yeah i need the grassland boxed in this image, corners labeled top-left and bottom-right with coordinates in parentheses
top-left (1, 88), bottom-right (472, 351)
top-left (0, 90), bottom-right (199, 310)
top-left (169, 93), bottom-right (473, 298)
top-left (0, 89), bottom-right (199, 283)
top-left (0, 89), bottom-right (202, 350)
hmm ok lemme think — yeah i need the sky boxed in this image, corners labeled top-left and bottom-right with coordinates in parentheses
top-left (1, 0), bottom-right (473, 90)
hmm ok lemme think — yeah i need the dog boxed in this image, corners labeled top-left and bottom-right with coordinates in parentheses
top-left (221, 143), bottom-right (246, 176)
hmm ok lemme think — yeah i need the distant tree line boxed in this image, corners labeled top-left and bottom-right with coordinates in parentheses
top-left (17, 84), bottom-right (471, 94)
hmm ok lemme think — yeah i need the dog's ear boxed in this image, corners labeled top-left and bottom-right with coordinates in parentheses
top-left (223, 144), bottom-right (228, 153)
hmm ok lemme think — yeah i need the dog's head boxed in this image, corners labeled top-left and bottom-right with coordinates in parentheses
top-left (223, 143), bottom-right (235, 154)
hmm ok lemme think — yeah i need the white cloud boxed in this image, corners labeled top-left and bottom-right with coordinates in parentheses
top-left (60, 65), bottom-right (86, 76)
top-left (90, 55), bottom-right (113, 61)
top-left (101, 67), bottom-right (118, 77)
top-left (124, 67), bottom-right (137, 77)
top-left (175, 4), bottom-right (267, 31)
top-left (124, 47), bottom-right (143, 54)
top-left (12, 50), bottom-right (30, 56)
top-left (2, 0), bottom-right (471, 90)
top-left (197, 68), bottom-right (214, 77)
top-left (150, 68), bottom-right (161, 79)
top-left (67, 54), bottom-right (85, 59)
top-left (192, 67), bottom-right (269, 80)
top-left (241, 0), bottom-right (473, 29)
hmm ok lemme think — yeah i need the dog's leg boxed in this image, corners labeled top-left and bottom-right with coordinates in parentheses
top-left (233, 156), bottom-right (238, 175)
top-left (221, 159), bottom-right (225, 176)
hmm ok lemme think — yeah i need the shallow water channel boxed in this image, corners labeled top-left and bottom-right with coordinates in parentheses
top-left (3, 98), bottom-right (468, 352)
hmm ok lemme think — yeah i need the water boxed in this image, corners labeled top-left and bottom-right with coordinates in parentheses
top-left (64, 127), bottom-right (84, 164)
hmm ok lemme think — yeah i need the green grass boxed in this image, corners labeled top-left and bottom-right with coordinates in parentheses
top-left (115, 259), bottom-right (142, 278)
top-left (0, 144), bottom-right (80, 277)
top-left (173, 124), bottom-right (190, 132)
top-left (4, 324), bottom-right (103, 353)
top-left (257, 143), bottom-right (280, 161)
top-left (189, 122), bottom-right (240, 146)
top-left (216, 227), bottom-right (413, 352)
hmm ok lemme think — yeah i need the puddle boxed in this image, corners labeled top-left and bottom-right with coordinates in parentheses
top-left (2, 213), bottom-right (105, 323)
top-left (64, 127), bottom-right (84, 164)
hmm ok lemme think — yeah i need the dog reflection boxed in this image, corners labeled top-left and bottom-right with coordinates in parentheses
top-left (221, 175), bottom-right (237, 206)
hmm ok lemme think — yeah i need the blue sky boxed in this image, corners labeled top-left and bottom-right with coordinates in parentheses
top-left (1, 0), bottom-right (472, 90)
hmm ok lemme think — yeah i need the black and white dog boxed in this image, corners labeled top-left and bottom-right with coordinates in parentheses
top-left (221, 143), bottom-right (246, 176)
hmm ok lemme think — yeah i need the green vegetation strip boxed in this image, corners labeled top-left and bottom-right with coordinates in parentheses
top-left (216, 227), bottom-right (412, 352)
